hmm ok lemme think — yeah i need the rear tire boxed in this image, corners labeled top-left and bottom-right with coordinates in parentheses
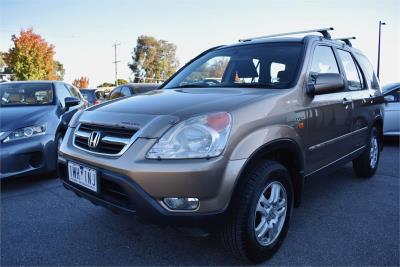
top-left (221, 161), bottom-right (293, 263)
top-left (352, 127), bottom-right (380, 178)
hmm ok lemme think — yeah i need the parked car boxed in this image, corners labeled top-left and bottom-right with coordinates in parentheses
top-left (80, 88), bottom-right (105, 106)
top-left (107, 83), bottom-right (159, 100)
top-left (0, 81), bottom-right (86, 179)
top-left (382, 83), bottom-right (400, 136)
top-left (58, 28), bottom-right (384, 263)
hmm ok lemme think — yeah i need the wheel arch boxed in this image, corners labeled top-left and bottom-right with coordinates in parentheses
top-left (373, 115), bottom-right (384, 151)
top-left (228, 138), bottom-right (305, 211)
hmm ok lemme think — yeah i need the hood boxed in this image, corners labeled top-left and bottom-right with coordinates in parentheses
top-left (0, 105), bottom-right (55, 132)
top-left (90, 88), bottom-right (281, 116)
top-left (77, 88), bottom-right (284, 138)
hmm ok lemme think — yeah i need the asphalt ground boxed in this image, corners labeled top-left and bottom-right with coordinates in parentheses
top-left (1, 139), bottom-right (399, 266)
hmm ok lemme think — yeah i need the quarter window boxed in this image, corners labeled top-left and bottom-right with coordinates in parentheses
top-left (337, 50), bottom-right (364, 91)
top-left (309, 46), bottom-right (339, 84)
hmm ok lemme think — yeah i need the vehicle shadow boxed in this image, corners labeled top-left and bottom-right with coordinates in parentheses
top-left (0, 174), bottom-right (61, 200)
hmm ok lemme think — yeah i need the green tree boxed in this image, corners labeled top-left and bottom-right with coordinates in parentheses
top-left (117, 78), bottom-right (128, 85)
top-left (129, 35), bottom-right (179, 82)
top-left (54, 61), bottom-right (65, 80)
top-left (4, 28), bottom-right (59, 80)
top-left (0, 52), bottom-right (6, 70)
top-left (97, 82), bottom-right (115, 88)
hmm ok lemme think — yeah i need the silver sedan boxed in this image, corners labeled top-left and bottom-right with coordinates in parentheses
top-left (383, 83), bottom-right (400, 136)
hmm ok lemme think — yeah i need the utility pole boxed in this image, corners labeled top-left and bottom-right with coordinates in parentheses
top-left (112, 42), bottom-right (121, 86)
top-left (377, 21), bottom-right (386, 79)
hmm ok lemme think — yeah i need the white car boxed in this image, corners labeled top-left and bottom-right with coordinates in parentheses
top-left (383, 83), bottom-right (400, 136)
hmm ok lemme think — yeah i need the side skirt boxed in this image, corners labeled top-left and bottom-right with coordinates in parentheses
top-left (305, 146), bottom-right (366, 179)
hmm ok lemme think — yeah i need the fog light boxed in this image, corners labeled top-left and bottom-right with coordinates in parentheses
top-left (163, 197), bottom-right (199, 210)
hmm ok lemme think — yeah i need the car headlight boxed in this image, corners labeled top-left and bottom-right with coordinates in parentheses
top-left (3, 124), bottom-right (46, 143)
top-left (147, 112), bottom-right (232, 159)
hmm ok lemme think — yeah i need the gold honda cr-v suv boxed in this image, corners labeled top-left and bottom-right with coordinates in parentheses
top-left (58, 28), bottom-right (384, 263)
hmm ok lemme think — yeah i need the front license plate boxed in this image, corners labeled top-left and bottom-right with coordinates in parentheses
top-left (68, 162), bottom-right (98, 192)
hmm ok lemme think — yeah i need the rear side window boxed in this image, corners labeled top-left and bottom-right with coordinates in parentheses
top-left (355, 54), bottom-right (380, 89)
top-left (309, 46), bottom-right (339, 84)
top-left (337, 50), bottom-right (364, 91)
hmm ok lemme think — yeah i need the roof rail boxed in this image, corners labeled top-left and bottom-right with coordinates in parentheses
top-left (238, 27), bottom-right (334, 42)
top-left (334, 37), bottom-right (356, 47)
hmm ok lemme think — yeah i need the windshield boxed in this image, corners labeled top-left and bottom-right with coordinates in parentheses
top-left (0, 83), bottom-right (54, 107)
top-left (163, 43), bottom-right (303, 90)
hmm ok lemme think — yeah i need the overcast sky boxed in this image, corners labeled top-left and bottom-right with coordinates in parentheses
top-left (1, 0), bottom-right (399, 87)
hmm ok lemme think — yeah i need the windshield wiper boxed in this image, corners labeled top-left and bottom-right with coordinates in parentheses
top-left (170, 83), bottom-right (210, 89)
top-left (232, 83), bottom-right (283, 89)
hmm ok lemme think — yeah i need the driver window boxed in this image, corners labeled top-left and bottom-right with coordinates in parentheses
top-left (309, 46), bottom-right (339, 84)
top-left (55, 83), bottom-right (73, 108)
top-left (183, 56), bottom-right (230, 85)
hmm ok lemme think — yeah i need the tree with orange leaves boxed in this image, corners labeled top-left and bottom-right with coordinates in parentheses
top-left (4, 28), bottom-right (60, 80)
top-left (72, 76), bottom-right (90, 88)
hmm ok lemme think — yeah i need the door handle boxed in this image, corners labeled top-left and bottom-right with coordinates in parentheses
top-left (342, 98), bottom-right (353, 105)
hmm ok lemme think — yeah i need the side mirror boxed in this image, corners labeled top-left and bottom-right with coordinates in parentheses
top-left (64, 97), bottom-right (80, 109)
top-left (307, 73), bottom-right (345, 96)
top-left (384, 95), bottom-right (395, 103)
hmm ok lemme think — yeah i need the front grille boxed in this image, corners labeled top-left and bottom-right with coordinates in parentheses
top-left (74, 123), bottom-right (138, 155)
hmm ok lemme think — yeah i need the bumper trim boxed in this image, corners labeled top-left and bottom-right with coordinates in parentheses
top-left (59, 159), bottom-right (228, 226)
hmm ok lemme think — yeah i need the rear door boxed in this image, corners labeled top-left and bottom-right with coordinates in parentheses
top-left (335, 49), bottom-right (370, 149)
top-left (305, 45), bottom-right (354, 173)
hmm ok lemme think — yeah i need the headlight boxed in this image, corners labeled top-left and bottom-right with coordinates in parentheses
top-left (147, 112), bottom-right (232, 159)
top-left (3, 124), bottom-right (46, 143)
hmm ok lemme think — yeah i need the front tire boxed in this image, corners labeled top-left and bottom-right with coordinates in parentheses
top-left (221, 161), bottom-right (293, 263)
top-left (352, 127), bottom-right (380, 178)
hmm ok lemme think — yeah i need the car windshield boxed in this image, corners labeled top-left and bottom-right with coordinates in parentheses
top-left (163, 43), bottom-right (303, 90)
top-left (0, 83), bottom-right (54, 107)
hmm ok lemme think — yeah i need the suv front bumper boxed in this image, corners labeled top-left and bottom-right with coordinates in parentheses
top-left (58, 127), bottom-right (246, 225)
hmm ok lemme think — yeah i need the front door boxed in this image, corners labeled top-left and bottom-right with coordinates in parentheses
top-left (304, 45), bottom-right (354, 174)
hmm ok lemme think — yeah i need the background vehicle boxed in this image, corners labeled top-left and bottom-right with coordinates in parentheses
top-left (58, 28), bottom-right (383, 263)
top-left (382, 83), bottom-right (400, 136)
top-left (107, 83), bottom-right (159, 100)
top-left (80, 88), bottom-right (105, 106)
top-left (0, 81), bottom-right (85, 179)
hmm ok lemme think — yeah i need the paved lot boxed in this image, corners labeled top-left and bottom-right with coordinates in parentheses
top-left (1, 140), bottom-right (399, 266)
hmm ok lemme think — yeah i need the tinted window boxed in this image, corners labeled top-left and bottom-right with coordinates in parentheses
top-left (0, 83), bottom-right (54, 106)
top-left (337, 50), bottom-right (364, 90)
top-left (356, 54), bottom-right (380, 89)
top-left (121, 86), bottom-right (131, 96)
top-left (109, 88), bottom-right (122, 100)
top-left (309, 46), bottom-right (339, 84)
top-left (65, 84), bottom-right (82, 99)
top-left (55, 83), bottom-right (73, 108)
top-left (164, 43), bottom-right (303, 89)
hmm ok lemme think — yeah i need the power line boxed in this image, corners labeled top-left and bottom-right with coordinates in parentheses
top-left (112, 42), bottom-right (121, 86)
